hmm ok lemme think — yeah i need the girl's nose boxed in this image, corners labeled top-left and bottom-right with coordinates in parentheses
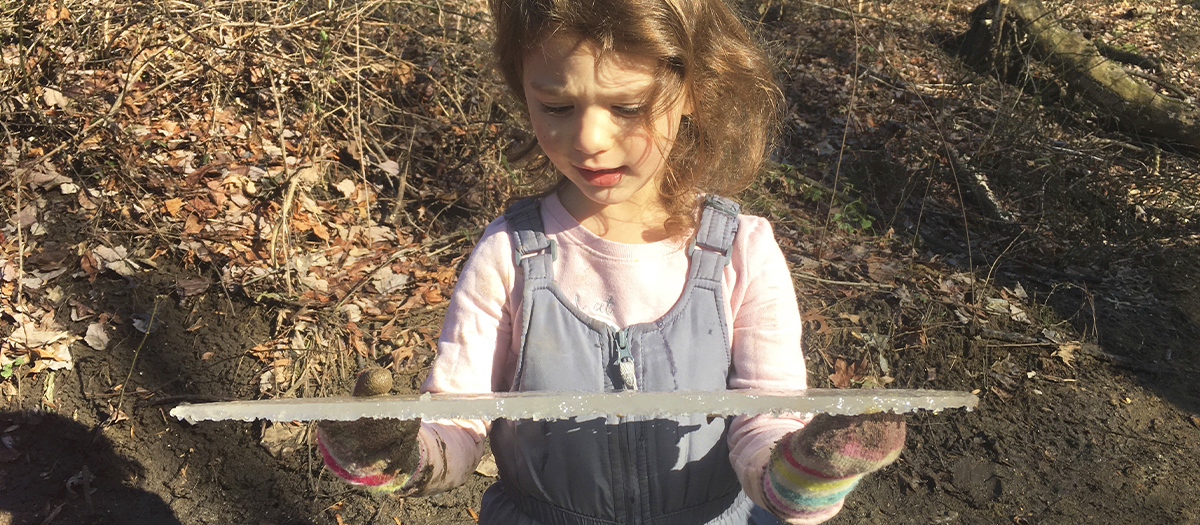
top-left (573, 108), bottom-right (615, 155)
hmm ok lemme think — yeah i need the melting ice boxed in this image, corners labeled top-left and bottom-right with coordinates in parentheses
top-left (170, 389), bottom-right (978, 424)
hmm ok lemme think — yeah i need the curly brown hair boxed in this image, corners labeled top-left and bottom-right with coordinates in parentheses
top-left (489, 0), bottom-right (782, 237)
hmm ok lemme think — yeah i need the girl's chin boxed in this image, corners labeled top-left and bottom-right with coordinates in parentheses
top-left (559, 184), bottom-right (632, 208)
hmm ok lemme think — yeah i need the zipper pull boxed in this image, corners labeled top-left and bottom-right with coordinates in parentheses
top-left (614, 329), bottom-right (638, 391)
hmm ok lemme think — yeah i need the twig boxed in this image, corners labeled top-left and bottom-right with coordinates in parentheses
top-left (331, 245), bottom-right (421, 312)
top-left (390, 125), bottom-right (418, 227)
top-left (354, 16), bottom-right (373, 244)
top-left (1046, 144), bottom-right (1110, 164)
top-left (1090, 137), bottom-right (1146, 153)
top-left (983, 342), bottom-right (1053, 347)
top-left (266, 66), bottom-right (297, 298)
top-left (136, 394), bottom-right (233, 407)
top-left (1096, 43), bottom-right (1165, 75)
top-left (267, 63), bottom-right (299, 299)
top-left (973, 327), bottom-right (1041, 344)
top-left (990, 0), bottom-right (1010, 69)
top-left (792, 271), bottom-right (896, 290)
top-left (798, 0), bottom-right (904, 27)
top-left (137, 64), bottom-right (205, 102)
top-left (1102, 428), bottom-right (1185, 450)
top-left (240, 266), bottom-right (288, 286)
top-left (947, 146), bottom-right (1015, 222)
top-left (1121, 67), bottom-right (1192, 102)
top-left (282, 359), bottom-right (313, 398)
top-left (24, 46), bottom-right (165, 172)
top-left (193, 11), bottom-right (326, 30)
top-left (332, 230), bottom-right (473, 311)
top-left (1077, 344), bottom-right (1147, 370)
top-left (111, 297), bottom-right (161, 425)
top-left (392, 1), bottom-right (486, 23)
top-left (39, 503), bottom-right (64, 525)
top-left (984, 231), bottom-right (1023, 286)
top-left (819, 7), bottom-right (862, 245)
top-left (12, 156), bottom-right (25, 311)
top-left (767, 161), bottom-right (853, 204)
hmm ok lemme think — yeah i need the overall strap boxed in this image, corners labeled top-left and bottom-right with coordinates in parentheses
top-left (503, 198), bottom-right (557, 282)
top-left (687, 195), bottom-right (740, 282)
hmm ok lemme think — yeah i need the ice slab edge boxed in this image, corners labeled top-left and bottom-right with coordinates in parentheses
top-left (170, 389), bottom-right (978, 423)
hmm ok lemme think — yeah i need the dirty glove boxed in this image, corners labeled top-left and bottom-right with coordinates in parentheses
top-left (316, 368), bottom-right (423, 493)
top-left (763, 412), bottom-right (906, 522)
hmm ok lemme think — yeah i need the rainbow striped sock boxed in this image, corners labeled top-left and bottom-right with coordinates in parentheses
top-left (762, 414), bottom-right (905, 521)
top-left (316, 428), bottom-right (424, 494)
top-left (763, 439), bottom-right (863, 519)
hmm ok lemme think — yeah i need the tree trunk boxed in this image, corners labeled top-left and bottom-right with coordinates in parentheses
top-left (960, 0), bottom-right (1199, 149)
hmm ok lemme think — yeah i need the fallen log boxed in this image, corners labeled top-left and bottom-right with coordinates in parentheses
top-left (958, 0), bottom-right (1199, 149)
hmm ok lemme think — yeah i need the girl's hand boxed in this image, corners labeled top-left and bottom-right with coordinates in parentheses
top-left (762, 413), bottom-right (905, 520)
top-left (781, 412), bottom-right (905, 477)
top-left (316, 368), bottom-right (423, 493)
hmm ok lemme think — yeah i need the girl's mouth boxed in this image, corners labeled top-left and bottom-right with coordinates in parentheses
top-left (575, 166), bottom-right (625, 187)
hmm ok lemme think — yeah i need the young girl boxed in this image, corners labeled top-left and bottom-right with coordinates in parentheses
top-left (317, 0), bottom-right (905, 523)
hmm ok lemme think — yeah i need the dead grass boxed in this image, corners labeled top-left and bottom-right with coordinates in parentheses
top-left (1, 0), bottom-right (514, 396)
top-left (736, 0), bottom-right (1199, 387)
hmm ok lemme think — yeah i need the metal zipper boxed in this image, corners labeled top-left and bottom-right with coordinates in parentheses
top-left (613, 328), bottom-right (638, 391)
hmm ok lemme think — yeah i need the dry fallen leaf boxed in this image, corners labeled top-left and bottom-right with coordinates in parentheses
top-left (1053, 342), bottom-right (1079, 368)
top-left (379, 159), bottom-right (400, 177)
top-left (43, 87), bottom-right (69, 109)
top-left (163, 198), bottom-right (185, 217)
top-left (391, 346), bottom-right (415, 372)
top-left (475, 452), bottom-right (499, 477)
top-left (866, 260), bottom-right (898, 283)
top-left (990, 385), bottom-right (1012, 399)
top-left (373, 267), bottom-right (410, 294)
top-left (336, 179), bottom-right (357, 199)
top-left (261, 422), bottom-right (308, 458)
top-left (7, 327), bottom-right (71, 348)
top-left (84, 323), bottom-right (109, 350)
top-left (801, 309), bottom-right (833, 336)
top-left (181, 215), bottom-right (202, 236)
top-left (829, 357), bottom-right (866, 389)
top-left (176, 276), bottom-right (211, 297)
top-left (421, 284), bottom-right (445, 304)
top-left (311, 221), bottom-right (331, 241)
top-left (346, 322), bottom-right (369, 357)
top-left (15, 204), bottom-right (37, 229)
top-left (78, 191), bottom-right (97, 210)
top-left (93, 245), bottom-right (140, 276)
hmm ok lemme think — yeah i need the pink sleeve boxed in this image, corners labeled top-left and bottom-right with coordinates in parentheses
top-left (409, 218), bottom-right (522, 495)
top-left (722, 216), bottom-right (811, 512)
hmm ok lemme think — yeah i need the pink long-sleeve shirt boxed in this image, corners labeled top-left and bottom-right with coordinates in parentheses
top-left (412, 193), bottom-right (810, 514)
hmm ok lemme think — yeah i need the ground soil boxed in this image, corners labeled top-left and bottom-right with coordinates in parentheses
top-left (4, 206), bottom-right (1199, 525)
top-left (3, 1), bottom-right (1200, 524)
top-left (4, 186), bottom-right (1200, 525)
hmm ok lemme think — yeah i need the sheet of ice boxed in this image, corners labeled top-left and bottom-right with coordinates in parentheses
top-left (170, 389), bottom-right (978, 423)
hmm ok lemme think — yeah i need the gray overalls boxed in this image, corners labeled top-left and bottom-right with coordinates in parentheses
top-left (481, 196), bottom-right (781, 525)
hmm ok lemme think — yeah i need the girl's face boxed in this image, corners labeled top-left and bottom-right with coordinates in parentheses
top-left (523, 36), bottom-right (688, 217)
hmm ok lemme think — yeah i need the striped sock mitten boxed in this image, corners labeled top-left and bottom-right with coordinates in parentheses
top-left (763, 412), bottom-right (906, 522)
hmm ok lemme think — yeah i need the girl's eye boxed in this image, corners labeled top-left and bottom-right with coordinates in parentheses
top-left (541, 104), bottom-right (572, 116)
top-left (612, 105), bottom-right (643, 117)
